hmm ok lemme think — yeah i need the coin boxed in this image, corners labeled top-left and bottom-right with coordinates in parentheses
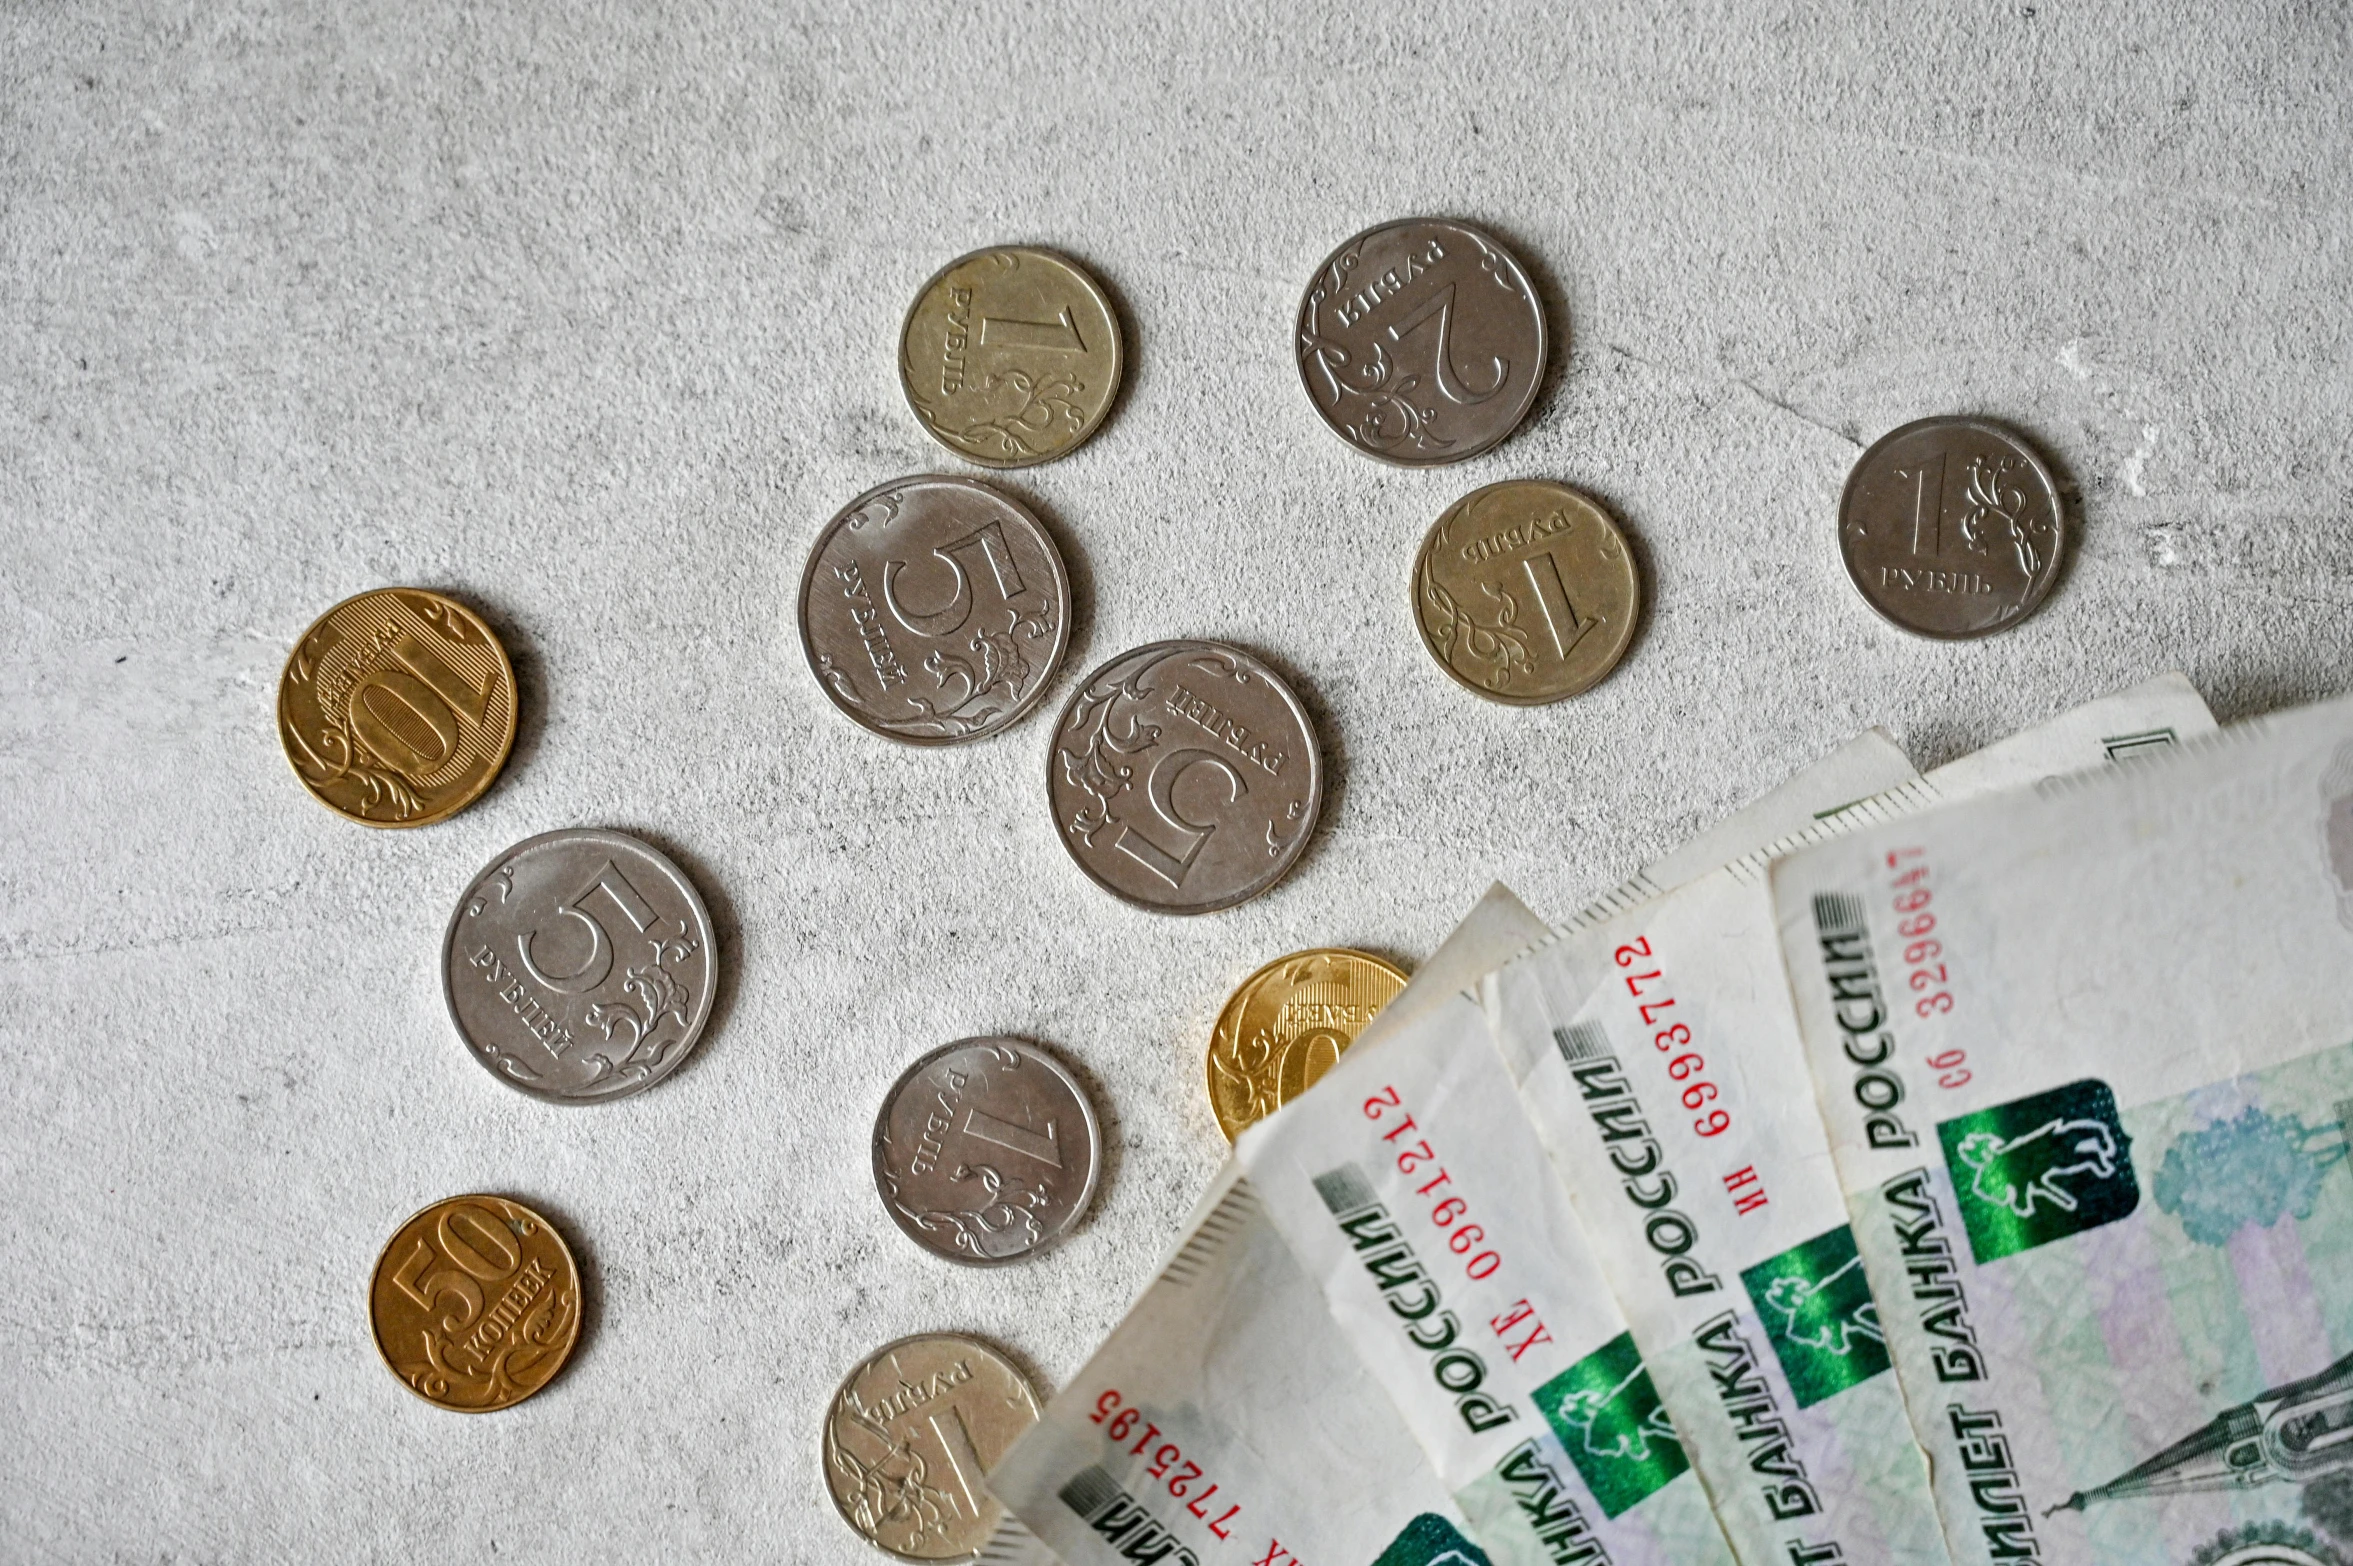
top-left (1413, 480), bottom-right (1641, 704)
top-left (1837, 416), bottom-right (2066, 639)
top-left (442, 828), bottom-right (718, 1104)
top-left (1295, 217), bottom-right (1549, 466)
top-left (899, 246), bottom-right (1123, 468)
top-left (277, 587), bottom-right (517, 827)
top-left (1047, 640), bottom-right (1323, 914)
top-left (367, 1194), bottom-right (581, 1413)
top-left (1208, 948), bottom-right (1409, 1141)
top-left (873, 1037), bottom-right (1101, 1266)
top-left (799, 476), bottom-right (1072, 745)
top-left (823, 1332), bottom-right (1043, 1561)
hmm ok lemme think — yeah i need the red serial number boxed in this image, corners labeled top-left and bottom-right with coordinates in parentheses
top-left (1363, 1085), bottom-right (1502, 1281)
top-left (1886, 847), bottom-right (1967, 1087)
top-left (1088, 1391), bottom-right (1241, 1537)
top-left (1612, 938), bottom-right (1731, 1138)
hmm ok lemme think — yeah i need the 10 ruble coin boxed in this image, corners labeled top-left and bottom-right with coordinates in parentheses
top-left (1209, 948), bottom-right (1407, 1141)
top-left (278, 587), bottom-right (517, 826)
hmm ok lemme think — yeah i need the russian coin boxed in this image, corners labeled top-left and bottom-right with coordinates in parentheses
top-left (823, 1332), bottom-right (1043, 1561)
top-left (799, 476), bottom-right (1072, 745)
top-left (873, 1037), bottom-right (1101, 1266)
top-left (1838, 416), bottom-right (2066, 639)
top-left (368, 1194), bottom-right (581, 1413)
top-left (1413, 480), bottom-right (1641, 704)
top-left (442, 828), bottom-right (718, 1105)
top-left (277, 587), bottom-right (517, 827)
top-left (899, 246), bottom-right (1123, 469)
top-left (1295, 217), bottom-right (1549, 466)
top-left (1047, 640), bottom-right (1323, 914)
top-left (1208, 948), bottom-right (1409, 1142)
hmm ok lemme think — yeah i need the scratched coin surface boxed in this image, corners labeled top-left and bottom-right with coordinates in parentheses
top-left (1047, 639), bottom-right (1323, 914)
top-left (1838, 416), bottom-right (2066, 639)
top-left (824, 1332), bottom-right (1043, 1561)
top-left (872, 1037), bottom-right (1101, 1266)
top-left (1413, 480), bottom-right (1642, 704)
top-left (277, 586), bottom-right (517, 827)
top-left (799, 476), bottom-right (1072, 744)
top-left (442, 828), bottom-right (718, 1105)
top-left (1295, 217), bottom-right (1549, 466)
top-left (1208, 948), bottom-right (1409, 1142)
top-left (899, 245), bottom-right (1123, 468)
top-left (368, 1194), bottom-right (581, 1413)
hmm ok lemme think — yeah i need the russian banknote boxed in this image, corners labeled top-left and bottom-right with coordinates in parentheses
top-left (1771, 692), bottom-right (2353, 1566)
top-left (1482, 675), bottom-right (2216, 1566)
top-left (1220, 724), bottom-right (1974, 1566)
top-left (986, 885), bottom-right (1557, 1566)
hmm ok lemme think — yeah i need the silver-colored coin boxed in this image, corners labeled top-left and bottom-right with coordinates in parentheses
top-left (1295, 216), bottom-right (1550, 466)
top-left (799, 475), bottom-right (1072, 745)
top-left (823, 1331), bottom-right (1043, 1560)
top-left (872, 1037), bottom-right (1101, 1266)
top-left (1047, 639), bottom-right (1323, 914)
top-left (1838, 416), bottom-right (2066, 639)
top-left (442, 828), bottom-right (718, 1104)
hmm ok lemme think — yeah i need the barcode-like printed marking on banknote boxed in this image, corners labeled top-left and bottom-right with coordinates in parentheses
top-left (1310, 1163), bottom-right (1517, 1435)
top-left (1552, 1020), bottom-right (1609, 1064)
top-left (1056, 1465), bottom-right (1208, 1566)
top-left (1159, 1180), bottom-right (1261, 1288)
top-left (1724, 778), bottom-right (1943, 886)
top-left (1808, 893), bottom-right (1921, 1154)
top-left (974, 1514), bottom-right (1051, 1566)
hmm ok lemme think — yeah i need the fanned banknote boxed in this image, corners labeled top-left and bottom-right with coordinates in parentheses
top-left (1771, 693), bottom-right (2353, 1566)
top-left (987, 885), bottom-right (1557, 1566)
top-left (1483, 676), bottom-right (2216, 1566)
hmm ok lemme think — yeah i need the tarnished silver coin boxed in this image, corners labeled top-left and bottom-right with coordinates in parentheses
top-left (442, 828), bottom-right (718, 1104)
top-left (873, 1037), bottom-right (1100, 1266)
top-left (1838, 416), bottom-right (2066, 639)
top-left (1047, 640), bottom-right (1322, 914)
top-left (800, 476), bottom-right (1072, 745)
top-left (823, 1331), bottom-right (1043, 1560)
top-left (1295, 216), bottom-right (1550, 466)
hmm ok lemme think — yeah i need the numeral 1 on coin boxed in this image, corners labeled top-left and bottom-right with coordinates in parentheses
top-left (979, 307), bottom-right (1086, 353)
top-left (1518, 550), bottom-right (1599, 662)
top-left (1895, 454), bottom-right (1948, 555)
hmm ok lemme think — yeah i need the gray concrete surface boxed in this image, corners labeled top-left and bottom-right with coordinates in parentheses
top-left (4, 2), bottom-right (2351, 1559)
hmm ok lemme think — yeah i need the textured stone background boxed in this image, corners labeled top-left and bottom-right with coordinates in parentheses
top-left (4, 2), bottom-right (2350, 1559)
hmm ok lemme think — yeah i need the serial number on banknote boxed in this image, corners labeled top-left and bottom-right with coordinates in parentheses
top-left (1612, 939), bottom-right (1732, 1138)
top-left (1886, 847), bottom-right (1970, 1087)
top-left (1089, 1390), bottom-right (1244, 1537)
top-left (1365, 1084), bottom-right (1503, 1279)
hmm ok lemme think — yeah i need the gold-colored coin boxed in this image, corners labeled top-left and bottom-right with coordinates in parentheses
top-left (1412, 480), bottom-right (1642, 705)
top-left (823, 1332), bottom-right (1043, 1560)
top-left (367, 1194), bottom-right (581, 1413)
top-left (898, 246), bottom-right (1123, 468)
top-left (277, 587), bottom-right (517, 827)
top-left (1208, 948), bottom-right (1409, 1141)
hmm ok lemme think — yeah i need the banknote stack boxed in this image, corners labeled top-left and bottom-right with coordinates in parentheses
top-left (980, 675), bottom-right (2353, 1566)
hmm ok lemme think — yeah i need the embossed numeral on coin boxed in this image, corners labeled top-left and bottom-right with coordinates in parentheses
top-left (1114, 748), bottom-right (1247, 888)
top-left (960, 1106), bottom-right (1062, 1168)
top-left (882, 520), bottom-right (1030, 639)
top-left (1388, 282), bottom-right (1507, 405)
top-left (387, 1203), bottom-right (519, 1333)
top-left (519, 861), bottom-right (660, 995)
top-left (345, 627), bottom-right (499, 776)
top-left (1518, 549), bottom-right (1599, 661)
top-left (1894, 454), bottom-right (1949, 555)
top-left (929, 1405), bottom-right (989, 1515)
top-left (979, 307), bottom-right (1086, 354)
